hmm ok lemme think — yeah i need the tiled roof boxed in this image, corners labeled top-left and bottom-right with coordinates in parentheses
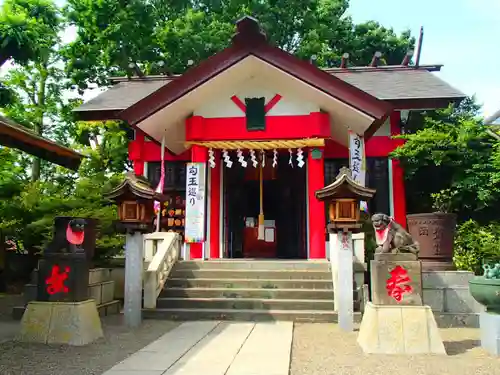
top-left (332, 69), bottom-right (464, 100)
top-left (74, 66), bottom-right (465, 115)
top-left (76, 79), bottom-right (169, 112)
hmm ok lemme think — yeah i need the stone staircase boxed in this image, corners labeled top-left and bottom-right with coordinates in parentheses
top-left (12, 268), bottom-right (121, 320)
top-left (143, 260), bottom-right (362, 323)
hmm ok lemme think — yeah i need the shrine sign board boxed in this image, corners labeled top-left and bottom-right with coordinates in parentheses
top-left (184, 162), bottom-right (207, 243)
top-left (370, 253), bottom-right (423, 306)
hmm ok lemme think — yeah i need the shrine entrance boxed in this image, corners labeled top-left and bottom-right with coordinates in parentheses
top-left (223, 152), bottom-right (307, 259)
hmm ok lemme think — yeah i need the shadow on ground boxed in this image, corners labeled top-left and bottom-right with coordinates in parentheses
top-left (444, 339), bottom-right (481, 355)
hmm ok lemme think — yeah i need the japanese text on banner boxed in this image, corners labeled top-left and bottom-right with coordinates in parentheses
top-left (184, 163), bottom-right (206, 243)
top-left (349, 131), bottom-right (368, 212)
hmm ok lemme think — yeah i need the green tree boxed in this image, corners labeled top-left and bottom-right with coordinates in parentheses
top-left (63, 0), bottom-right (415, 91)
top-left (391, 97), bottom-right (500, 223)
top-left (0, 0), bottom-right (60, 67)
top-left (0, 0), bottom-right (60, 106)
top-left (1, 0), bottom-right (69, 182)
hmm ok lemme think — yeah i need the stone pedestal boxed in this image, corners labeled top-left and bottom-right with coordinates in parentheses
top-left (19, 300), bottom-right (103, 346)
top-left (357, 302), bottom-right (446, 354)
top-left (371, 253), bottom-right (423, 306)
top-left (480, 312), bottom-right (500, 356)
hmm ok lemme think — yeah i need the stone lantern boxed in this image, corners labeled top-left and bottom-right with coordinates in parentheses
top-left (316, 167), bottom-right (376, 233)
top-left (105, 171), bottom-right (167, 328)
top-left (315, 167), bottom-right (375, 332)
top-left (105, 172), bottom-right (167, 233)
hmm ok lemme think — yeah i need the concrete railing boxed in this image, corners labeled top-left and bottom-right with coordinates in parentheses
top-left (143, 232), bottom-right (180, 309)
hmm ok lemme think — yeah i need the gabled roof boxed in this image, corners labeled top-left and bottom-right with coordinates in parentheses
top-left (74, 65), bottom-right (465, 121)
top-left (0, 115), bottom-right (83, 171)
top-left (315, 167), bottom-right (376, 201)
top-left (105, 171), bottom-right (167, 201)
top-left (118, 16), bottom-right (392, 137)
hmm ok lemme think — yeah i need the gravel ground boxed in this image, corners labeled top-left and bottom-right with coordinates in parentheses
top-left (0, 315), bottom-right (179, 375)
top-left (291, 323), bottom-right (500, 375)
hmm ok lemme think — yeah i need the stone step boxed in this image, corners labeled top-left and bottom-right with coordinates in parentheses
top-left (143, 307), bottom-right (362, 323)
top-left (173, 260), bottom-right (330, 271)
top-left (165, 278), bottom-right (333, 290)
top-left (161, 287), bottom-right (335, 300)
top-left (156, 297), bottom-right (336, 311)
top-left (170, 269), bottom-right (332, 280)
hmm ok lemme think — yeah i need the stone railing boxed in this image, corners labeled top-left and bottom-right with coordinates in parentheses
top-left (143, 232), bottom-right (180, 309)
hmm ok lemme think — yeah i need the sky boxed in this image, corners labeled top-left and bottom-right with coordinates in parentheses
top-left (2, 0), bottom-right (499, 117)
top-left (347, 0), bottom-right (500, 117)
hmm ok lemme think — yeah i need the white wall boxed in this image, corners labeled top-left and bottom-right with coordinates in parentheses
top-left (193, 76), bottom-right (320, 118)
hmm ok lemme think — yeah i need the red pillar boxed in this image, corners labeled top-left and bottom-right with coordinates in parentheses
top-left (209, 151), bottom-right (221, 258)
top-left (307, 147), bottom-right (325, 259)
top-left (390, 112), bottom-right (407, 228)
top-left (190, 145), bottom-right (207, 259)
top-left (392, 160), bottom-right (407, 228)
top-left (132, 132), bottom-right (145, 175)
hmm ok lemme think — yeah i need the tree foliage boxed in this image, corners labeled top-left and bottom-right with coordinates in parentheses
top-left (0, 0), bottom-right (60, 67)
top-left (63, 0), bottom-right (415, 91)
top-left (391, 97), bottom-right (500, 222)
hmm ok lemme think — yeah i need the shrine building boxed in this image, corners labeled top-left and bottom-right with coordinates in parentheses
top-left (75, 16), bottom-right (465, 260)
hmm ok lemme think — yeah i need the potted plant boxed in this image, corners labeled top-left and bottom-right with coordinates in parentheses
top-left (469, 262), bottom-right (500, 313)
top-left (406, 188), bottom-right (457, 267)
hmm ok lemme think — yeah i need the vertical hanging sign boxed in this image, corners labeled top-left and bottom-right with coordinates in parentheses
top-left (349, 130), bottom-right (368, 212)
top-left (184, 162), bottom-right (206, 243)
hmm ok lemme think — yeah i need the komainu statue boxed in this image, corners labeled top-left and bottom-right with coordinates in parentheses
top-left (371, 213), bottom-right (419, 256)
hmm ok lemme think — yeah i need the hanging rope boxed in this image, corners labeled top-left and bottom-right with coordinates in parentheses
top-left (185, 138), bottom-right (325, 150)
top-left (258, 157), bottom-right (265, 240)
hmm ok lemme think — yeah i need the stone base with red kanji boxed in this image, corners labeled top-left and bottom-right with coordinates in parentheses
top-left (370, 253), bottom-right (423, 306)
top-left (357, 302), bottom-right (446, 355)
top-left (358, 253), bottom-right (446, 355)
top-left (18, 299), bottom-right (103, 346)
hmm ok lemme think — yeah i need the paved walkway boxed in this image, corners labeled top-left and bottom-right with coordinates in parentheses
top-left (103, 321), bottom-right (293, 375)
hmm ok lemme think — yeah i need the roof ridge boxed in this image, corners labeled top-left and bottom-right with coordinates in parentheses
top-left (108, 64), bottom-right (443, 83)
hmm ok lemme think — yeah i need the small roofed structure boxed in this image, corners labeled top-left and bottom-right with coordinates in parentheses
top-left (0, 115), bottom-right (83, 171)
top-left (316, 167), bottom-right (376, 232)
top-left (106, 172), bottom-right (168, 233)
top-left (106, 172), bottom-right (167, 201)
top-left (316, 167), bottom-right (376, 201)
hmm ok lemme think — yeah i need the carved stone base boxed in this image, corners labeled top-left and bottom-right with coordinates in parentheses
top-left (371, 253), bottom-right (423, 306)
top-left (19, 300), bottom-right (103, 346)
top-left (358, 302), bottom-right (446, 355)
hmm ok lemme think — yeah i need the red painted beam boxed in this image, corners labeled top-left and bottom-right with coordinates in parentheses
top-left (264, 94), bottom-right (282, 113)
top-left (230, 95), bottom-right (246, 113)
top-left (186, 113), bottom-right (331, 142)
